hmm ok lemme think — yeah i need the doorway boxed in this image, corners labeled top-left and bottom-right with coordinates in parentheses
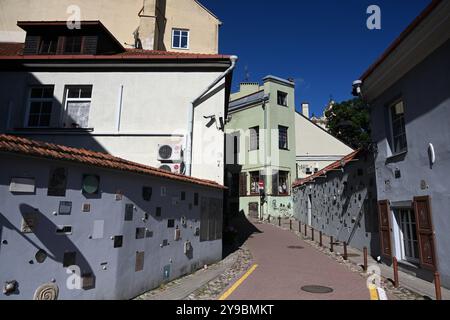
top-left (307, 194), bottom-right (312, 226)
top-left (248, 202), bottom-right (259, 219)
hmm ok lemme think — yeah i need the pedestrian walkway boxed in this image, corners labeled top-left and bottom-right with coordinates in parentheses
top-left (221, 221), bottom-right (371, 300)
top-left (273, 217), bottom-right (450, 300)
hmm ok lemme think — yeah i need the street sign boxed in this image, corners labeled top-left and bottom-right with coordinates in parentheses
top-left (258, 181), bottom-right (264, 190)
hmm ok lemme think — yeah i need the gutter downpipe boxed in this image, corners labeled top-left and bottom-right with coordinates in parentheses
top-left (185, 55), bottom-right (238, 177)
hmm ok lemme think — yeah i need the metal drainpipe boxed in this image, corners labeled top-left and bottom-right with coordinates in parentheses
top-left (185, 55), bottom-right (238, 177)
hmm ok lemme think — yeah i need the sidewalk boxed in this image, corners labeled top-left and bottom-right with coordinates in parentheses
top-left (271, 216), bottom-right (450, 300)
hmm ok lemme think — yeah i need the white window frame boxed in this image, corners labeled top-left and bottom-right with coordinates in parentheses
top-left (24, 86), bottom-right (54, 128)
top-left (63, 85), bottom-right (93, 129)
top-left (388, 99), bottom-right (408, 155)
top-left (172, 28), bottom-right (190, 50)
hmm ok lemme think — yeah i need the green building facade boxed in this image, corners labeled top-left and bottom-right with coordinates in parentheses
top-left (225, 76), bottom-right (297, 219)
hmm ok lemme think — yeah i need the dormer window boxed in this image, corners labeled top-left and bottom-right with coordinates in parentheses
top-left (64, 36), bottom-right (83, 54)
top-left (39, 36), bottom-right (58, 55)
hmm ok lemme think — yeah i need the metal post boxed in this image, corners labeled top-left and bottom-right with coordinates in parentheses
top-left (363, 247), bottom-right (368, 272)
top-left (304, 224), bottom-right (307, 237)
top-left (319, 231), bottom-right (323, 247)
top-left (393, 257), bottom-right (399, 288)
top-left (435, 272), bottom-right (442, 300)
top-left (330, 236), bottom-right (334, 252)
top-left (299, 221), bottom-right (301, 233)
top-left (311, 228), bottom-right (314, 241)
top-left (290, 220), bottom-right (292, 230)
top-left (278, 216), bottom-right (281, 227)
top-left (343, 242), bottom-right (348, 260)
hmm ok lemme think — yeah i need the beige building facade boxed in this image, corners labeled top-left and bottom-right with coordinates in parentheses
top-left (0, 0), bottom-right (220, 53)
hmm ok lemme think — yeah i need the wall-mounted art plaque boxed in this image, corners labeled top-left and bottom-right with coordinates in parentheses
top-left (48, 168), bottom-right (68, 197)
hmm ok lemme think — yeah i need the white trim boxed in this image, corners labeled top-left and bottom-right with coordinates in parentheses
top-left (24, 85), bottom-right (54, 128)
top-left (63, 85), bottom-right (93, 129)
top-left (171, 28), bottom-right (190, 50)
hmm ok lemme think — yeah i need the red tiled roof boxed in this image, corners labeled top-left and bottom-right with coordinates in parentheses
top-left (361, 0), bottom-right (443, 81)
top-left (0, 134), bottom-right (225, 190)
top-left (0, 43), bottom-right (230, 61)
top-left (292, 149), bottom-right (362, 188)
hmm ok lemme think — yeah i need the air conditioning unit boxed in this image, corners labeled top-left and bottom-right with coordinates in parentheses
top-left (158, 144), bottom-right (182, 162)
top-left (305, 167), bottom-right (313, 175)
top-left (159, 163), bottom-right (182, 174)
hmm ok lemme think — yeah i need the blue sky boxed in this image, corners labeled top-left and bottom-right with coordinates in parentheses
top-left (201, 0), bottom-right (431, 116)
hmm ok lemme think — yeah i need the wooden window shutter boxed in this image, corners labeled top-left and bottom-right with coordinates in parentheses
top-left (23, 35), bottom-right (40, 55)
top-left (413, 196), bottom-right (437, 271)
top-left (83, 36), bottom-right (98, 55)
top-left (239, 172), bottom-right (247, 196)
top-left (378, 200), bottom-right (392, 259)
top-left (259, 171), bottom-right (265, 194)
top-left (272, 171), bottom-right (279, 196)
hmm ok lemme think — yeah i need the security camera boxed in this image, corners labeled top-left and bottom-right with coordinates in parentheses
top-left (352, 80), bottom-right (363, 97)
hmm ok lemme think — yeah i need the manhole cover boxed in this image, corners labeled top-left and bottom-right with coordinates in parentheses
top-left (287, 246), bottom-right (304, 249)
top-left (301, 285), bottom-right (334, 294)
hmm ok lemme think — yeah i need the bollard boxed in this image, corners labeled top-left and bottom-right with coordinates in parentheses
top-left (330, 236), bottom-right (334, 253)
top-left (343, 242), bottom-right (348, 260)
top-left (304, 224), bottom-right (307, 237)
top-left (435, 272), bottom-right (442, 300)
top-left (363, 247), bottom-right (368, 272)
top-left (311, 228), bottom-right (315, 241)
top-left (268, 215), bottom-right (271, 223)
top-left (290, 220), bottom-right (292, 230)
top-left (298, 221), bottom-right (301, 233)
top-left (393, 257), bottom-right (399, 288)
top-left (319, 231), bottom-right (323, 247)
top-left (278, 216), bottom-right (281, 227)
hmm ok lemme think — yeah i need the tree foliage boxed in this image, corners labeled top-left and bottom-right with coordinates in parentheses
top-left (325, 98), bottom-right (371, 149)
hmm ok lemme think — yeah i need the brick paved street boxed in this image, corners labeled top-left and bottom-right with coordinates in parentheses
top-left (223, 220), bottom-right (371, 300)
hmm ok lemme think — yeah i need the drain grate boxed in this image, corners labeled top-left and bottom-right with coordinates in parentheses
top-left (301, 285), bottom-right (334, 294)
top-left (287, 246), bottom-right (304, 249)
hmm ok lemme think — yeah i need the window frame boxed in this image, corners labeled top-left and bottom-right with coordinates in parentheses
top-left (38, 36), bottom-right (58, 55)
top-left (277, 91), bottom-right (288, 107)
top-left (278, 171), bottom-right (290, 196)
top-left (249, 171), bottom-right (261, 195)
top-left (171, 28), bottom-right (190, 50)
top-left (63, 85), bottom-right (93, 129)
top-left (388, 99), bottom-right (408, 155)
top-left (24, 85), bottom-right (55, 128)
top-left (278, 125), bottom-right (289, 150)
top-left (249, 126), bottom-right (260, 151)
top-left (63, 36), bottom-right (84, 55)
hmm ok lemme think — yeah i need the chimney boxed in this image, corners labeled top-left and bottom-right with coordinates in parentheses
top-left (239, 82), bottom-right (260, 96)
top-left (138, 0), bottom-right (158, 50)
top-left (302, 102), bottom-right (310, 118)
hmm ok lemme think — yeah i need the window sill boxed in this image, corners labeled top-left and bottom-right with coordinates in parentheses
top-left (385, 150), bottom-right (407, 164)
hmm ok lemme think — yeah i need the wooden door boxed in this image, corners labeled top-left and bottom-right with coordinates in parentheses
top-left (413, 196), bottom-right (437, 271)
top-left (248, 202), bottom-right (259, 219)
top-left (378, 200), bottom-right (392, 259)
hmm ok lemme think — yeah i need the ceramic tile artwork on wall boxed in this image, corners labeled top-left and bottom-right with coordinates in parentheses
top-left (9, 177), bottom-right (35, 193)
top-left (125, 204), bottom-right (134, 221)
top-left (113, 236), bottom-right (123, 248)
top-left (47, 167), bottom-right (68, 197)
top-left (21, 213), bottom-right (37, 233)
top-left (56, 226), bottom-right (72, 235)
top-left (58, 201), bottom-right (72, 215)
top-left (92, 220), bottom-right (104, 239)
top-left (82, 274), bottom-right (95, 290)
top-left (142, 187), bottom-right (152, 201)
top-left (135, 252), bottom-right (144, 272)
top-left (115, 190), bottom-right (123, 201)
top-left (136, 228), bottom-right (146, 239)
top-left (167, 219), bottom-right (175, 228)
top-left (83, 203), bottom-right (91, 213)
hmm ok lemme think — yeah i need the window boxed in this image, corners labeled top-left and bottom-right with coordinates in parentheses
top-left (64, 86), bottom-right (93, 128)
top-left (172, 29), bottom-right (189, 49)
top-left (390, 101), bottom-right (407, 154)
top-left (64, 36), bottom-right (83, 54)
top-left (26, 86), bottom-right (54, 127)
top-left (272, 171), bottom-right (289, 196)
top-left (394, 208), bottom-right (419, 263)
top-left (277, 91), bottom-right (288, 106)
top-left (39, 36), bottom-right (58, 54)
top-left (249, 126), bottom-right (259, 151)
top-left (239, 172), bottom-right (248, 196)
top-left (279, 126), bottom-right (289, 150)
top-left (168, 219), bottom-right (175, 228)
top-left (250, 171), bottom-right (260, 195)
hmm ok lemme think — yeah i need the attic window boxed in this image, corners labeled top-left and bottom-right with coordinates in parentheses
top-left (39, 36), bottom-right (58, 54)
top-left (172, 29), bottom-right (189, 49)
top-left (64, 36), bottom-right (83, 54)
